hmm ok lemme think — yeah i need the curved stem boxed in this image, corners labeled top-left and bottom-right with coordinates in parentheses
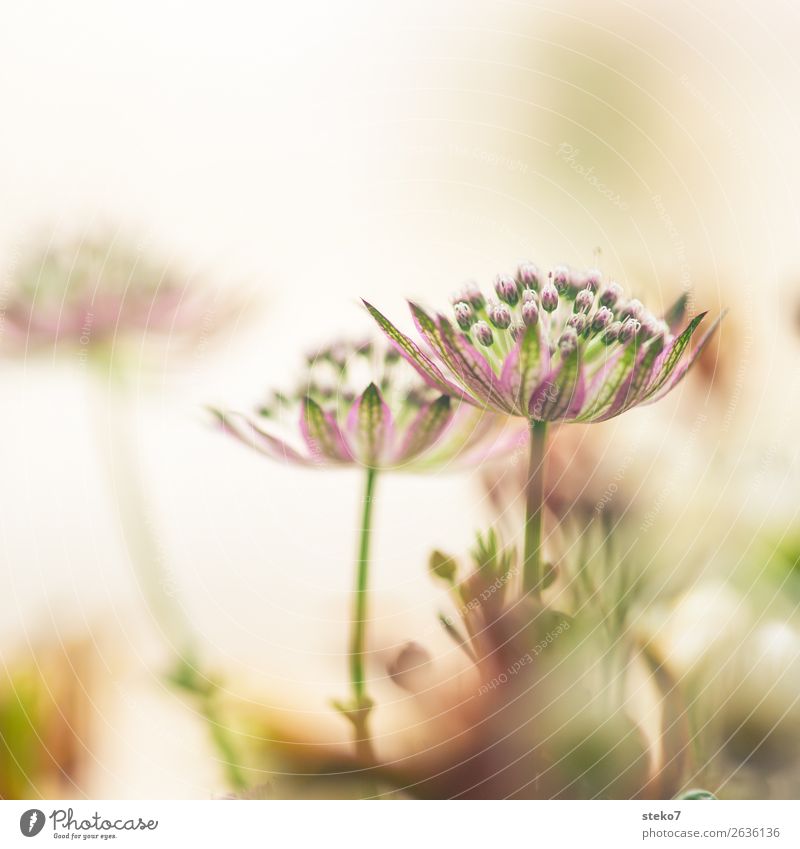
top-left (91, 366), bottom-right (246, 791)
top-left (197, 690), bottom-right (248, 791)
top-left (347, 467), bottom-right (378, 763)
top-left (523, 419), bottom-right (548, 597)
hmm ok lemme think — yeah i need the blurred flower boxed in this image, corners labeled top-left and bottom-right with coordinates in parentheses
top-left (213, 338), bottom-right (517, 472)
top-left (1, 234), bottom-right (234, 361)
top-left (0, 639), bottom-right (95, 799)
top-left (385, 642), bottom-right (433, 693)
top-left (359, 530), bottom-right (655, 799)
top-left (212, 337), bottom-right (518, 766)
top-left (482, 422), bottom-right (635, 527)
top-left (0, 232), bottom-right (250, 791)
top-left (363, 264), bottom-right (723, 423)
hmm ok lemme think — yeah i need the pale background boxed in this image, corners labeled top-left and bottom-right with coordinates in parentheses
top-left (0, 0), bottom-right (798, 796)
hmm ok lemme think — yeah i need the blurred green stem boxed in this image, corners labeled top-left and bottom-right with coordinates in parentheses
top-left (346, 467), bottom-right (377, 764)
top-left (196, 688), bottom-right (248, 791)
top-left (91, 360), bottom-right (246, 791)
top-left (523, 420), bottom-right (548, 596)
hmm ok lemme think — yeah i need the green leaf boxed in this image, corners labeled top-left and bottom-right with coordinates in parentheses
top-left (577, 343), bottom-right (638, 421)
top-left (645, 312), bottom-right (706, 398)
top-left (516, 323), bottom-right (546, 413)
top-left (677, 789), bottom-right (717, 800)
top-left (533, 347), bottom-right (581, 420)
top-left (399, 395), bottom-right (453, 462)
top-left (362, 300), bottom-right (461, 396)
top-left (663, 292), bottom-right (689, 332)
top-left (429, 550), bottom-right (458, 583)
top-left (301, 397), bottom-right (350, 461)
top-left (437, 315), bottom-right (514, 413)
top-left (354, 383), bottom-right (390, 466)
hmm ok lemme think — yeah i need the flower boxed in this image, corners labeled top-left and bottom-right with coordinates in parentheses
top-left (1, 234), bottom-right (231, 357)
top-left (212, 338), bottom-right (517, 472)
top-left (363, 263), bottom-right (724, 423)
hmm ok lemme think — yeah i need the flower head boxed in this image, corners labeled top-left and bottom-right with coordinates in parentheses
top-left (213, 338), bottom-right (516, 471)
top-left (1, 234), bottom-right (229, 357)
top-left (363, 264), bottom-right (724, 423)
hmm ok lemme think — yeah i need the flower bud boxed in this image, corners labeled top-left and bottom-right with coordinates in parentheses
top-left (521, 288), bottom-right (538, 303)
top-left (638, 312), bottom-right (658, 339)
top-left (591, 306), bottom-right (613, 333)
top-left (603, 320), bottom-right (622, 344)
top-left (521, 299), bottom-right (539, 326)
top-left (584, 268), bottom-right (602, 293)
top-left (619, 298), bottom-right (644, 321)
top-left (494, 274), bottom-right (519, 306)
top-left (510, 323), bottom-right (526, 341)
top-left (574, 288), bottom-right (594, 313)
top-left (551, 265), bottom-right (571, 295)
top-left (473, 320), bottom-right (494, 346)
top-left (489, 302), bottom-right (512, 329)
top-left (455, 282), bottom-right (485, 310)
top-left (429, 549), bottom-right (458, 583)
top-left (599, 281), bottom-right (623, 308)
top-left (540, 281), bottom-right (559, 312)
top-left (558, 326), bottom-right (579, 356)
top-left (567, 313), bottom-right (587, 334)
top-left (516, 261), bottom-right (540, 291)
top-left (454, 301), bottom-right (475, 330)
top-left (619, 318), bottom-right (640, 344)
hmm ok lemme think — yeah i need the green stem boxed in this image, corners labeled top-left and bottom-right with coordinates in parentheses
top-left (90, 362), bottom-right (246, 790)
top-left (523, 419), bottom-right (548, 597)
top-left (347, 467), bottom-right (378, 763)
top-left (197, 690), bottom-right (248, 792)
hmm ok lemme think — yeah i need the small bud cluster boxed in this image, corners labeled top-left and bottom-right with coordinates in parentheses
top-left (260, 339), bottom-right (437, 419)
top-left (449, 262), bottom-right (672, 363)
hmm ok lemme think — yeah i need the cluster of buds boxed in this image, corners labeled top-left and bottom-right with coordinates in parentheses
top-left (449, 264), bottom-right (670, 364)
top-left (258, 339), bottom-right (404, 417)
top-left (365, 262), bottom-right (722, 423)
top-left (215, 338), bottom-right (518, 471)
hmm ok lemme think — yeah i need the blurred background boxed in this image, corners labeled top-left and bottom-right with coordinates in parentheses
top-left (1, 0), bottom-right (798, 798)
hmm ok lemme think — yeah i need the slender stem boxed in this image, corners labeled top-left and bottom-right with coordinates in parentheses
top-left (347, 467), bottom-right (378, 763)
top-left (197, 691), bottom-right (248, 792)
top-left (523, 419), bottom-right (548, 597)
top-left (90, 364), bottom-right (246, 790)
